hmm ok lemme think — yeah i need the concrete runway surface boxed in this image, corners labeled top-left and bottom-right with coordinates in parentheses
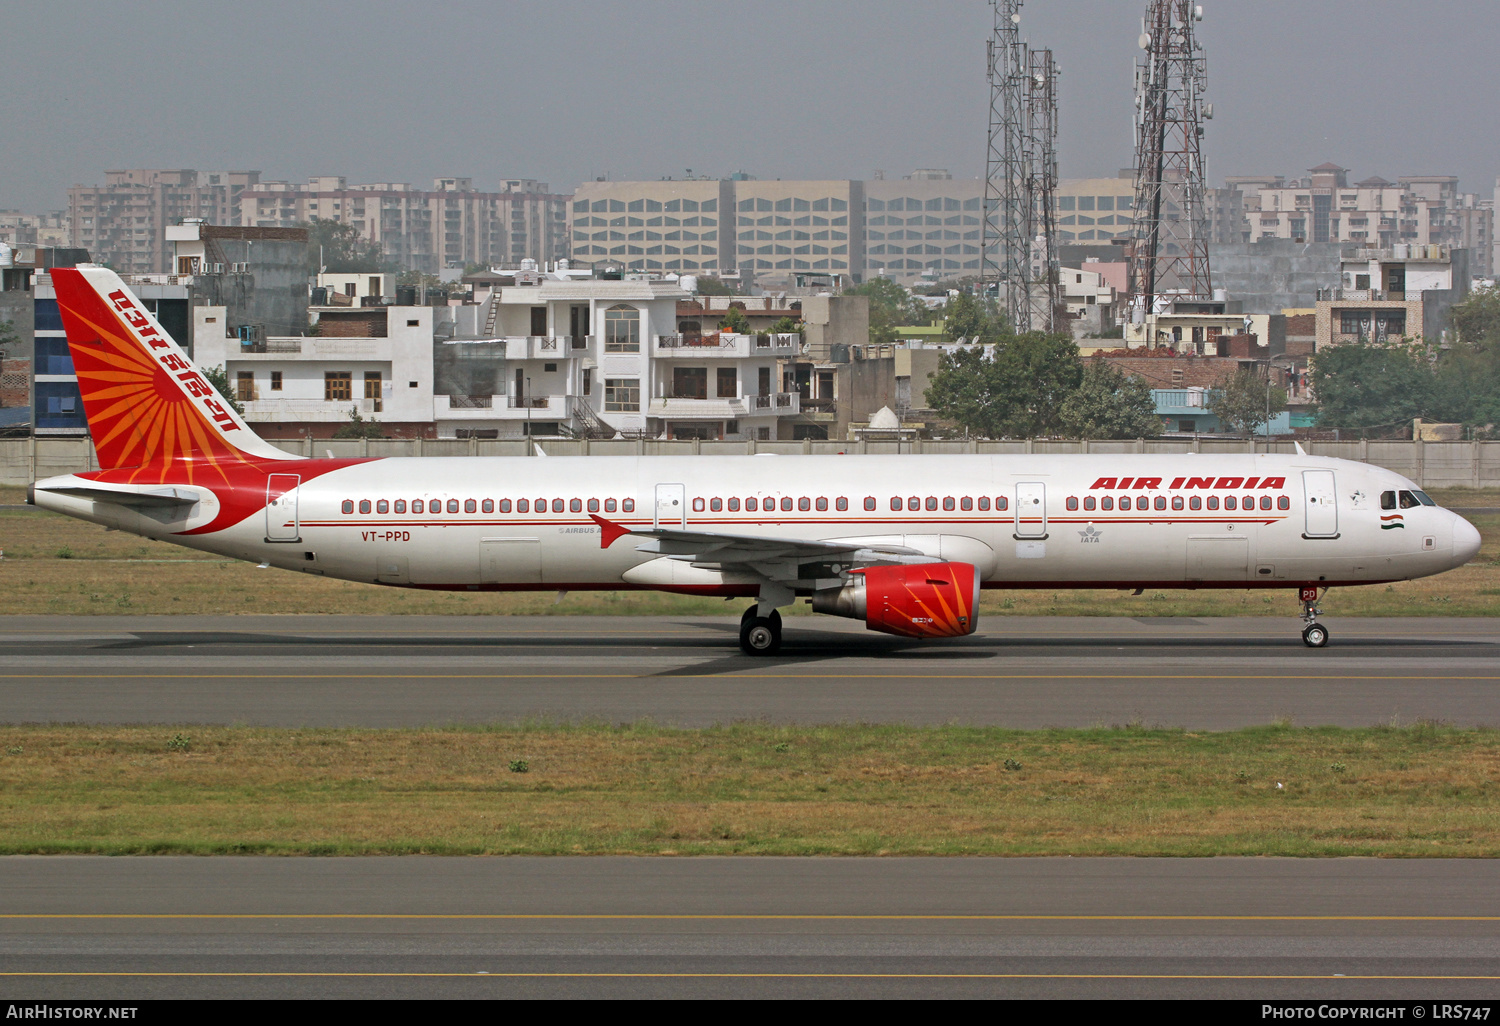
top-left (0, 615), bottom-right (1497, 728)
top-left (1, 856), bottom-right (1498, 999)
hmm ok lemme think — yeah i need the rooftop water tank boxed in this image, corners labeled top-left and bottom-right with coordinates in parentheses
top-left (0, 242), bottom-right (12, 268)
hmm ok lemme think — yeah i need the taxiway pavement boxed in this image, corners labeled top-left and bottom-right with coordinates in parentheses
top-left (2, 856), bottom-right (1497, 999)
top-left (0, 615), bottom-right (1497, 729)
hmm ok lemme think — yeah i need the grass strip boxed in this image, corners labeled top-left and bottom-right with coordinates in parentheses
top-left (0, 722), bottom-right (1496, 857)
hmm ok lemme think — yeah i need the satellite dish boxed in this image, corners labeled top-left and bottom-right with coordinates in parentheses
top-left (1138, 32), bottom-right (1151, 50)
top-left (1010, 13), bottom-right (1020, 24)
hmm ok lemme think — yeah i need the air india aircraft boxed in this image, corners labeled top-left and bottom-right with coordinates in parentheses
top-left (28, 267), bottom-right (1482, 652)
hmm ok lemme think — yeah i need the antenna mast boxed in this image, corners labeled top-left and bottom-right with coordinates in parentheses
top-left (981, 1), bottom-right (1060, 334)
top-left (1129, 0), bottom-right (1213, 318)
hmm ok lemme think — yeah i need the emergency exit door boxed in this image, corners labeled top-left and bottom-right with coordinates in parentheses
top-left (655, 483), bottom-right (686, 529)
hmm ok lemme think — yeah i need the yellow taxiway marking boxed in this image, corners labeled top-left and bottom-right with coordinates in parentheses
top-left (3, 972), bottom-right (1498, 981)
top-left (0, 673), bottom-right (1497, 682)
top-left (4, 914), bottom-right (1498, 922)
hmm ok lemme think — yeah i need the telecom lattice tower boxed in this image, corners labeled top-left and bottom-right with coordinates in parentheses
top-left (981, 1), bottom-right (1059, 334)
top-left (1026, 48), bottom-right (1060, 332)
top-left (1129, 0), bottom-right (1213, 315)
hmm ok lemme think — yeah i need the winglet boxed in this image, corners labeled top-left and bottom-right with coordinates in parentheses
top-left (590, 513), bottom-right (633, 549)
top-left (1294, 441), bottom-right (1307, 456)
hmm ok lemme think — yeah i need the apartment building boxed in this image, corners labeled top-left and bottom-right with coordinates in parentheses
top-left (68, 170), bottom-right (260, 274)
top-left (569, 179), bottom-right (734, 278)
top-left (0, 211), bottom-right (70, 249)
top-left (1314, 245), bottom-right (1470, 350)
top-left (240, 177), bottom-right (570, 273)
top-left (1219, 165), bottom-right (1493, 275)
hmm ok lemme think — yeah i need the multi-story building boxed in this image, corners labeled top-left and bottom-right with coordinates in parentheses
top-left (68, 170), bottom-right (260, 273)
top-left (569, 179), bottom-right (735, 279)
top-left (1055, 175), bottom-right (1137, 247)
top-left (240, 177), bottom-right (569, 273)
top-left (1314, 245), bottom-right (1470, 349)
top-left (0, 211), bottom-right (70, 249)
top-left (195, 304), bottom-right (437, 441)
top-left (864, 172), bottom-right (979, 281)
top-left (1218, 165), bottom-right (1493, 273)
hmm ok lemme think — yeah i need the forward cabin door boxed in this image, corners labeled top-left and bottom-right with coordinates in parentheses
top-left (265, 474), bottom-right (300, 542)
top-left (1303, 470), bottom-right (1339, 538)
top-left (655, 483), bottom-right (686, 530)
top-left (1014, 482), bottom-right (1047, 538)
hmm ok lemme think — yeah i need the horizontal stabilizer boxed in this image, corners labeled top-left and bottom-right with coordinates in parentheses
top-left (45, 484), bottom-right (200, 509)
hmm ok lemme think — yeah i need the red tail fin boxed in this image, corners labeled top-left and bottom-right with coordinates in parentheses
top-left (50, 266), bottom-right (295, 476)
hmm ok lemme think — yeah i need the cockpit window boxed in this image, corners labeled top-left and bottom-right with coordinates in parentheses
top-left (1398, 490), bottom-right (1421, 509)
top-left (1412, 490), bottom-right (1437, 507)
top-left (1380, 490), bottom-right (1396, 510)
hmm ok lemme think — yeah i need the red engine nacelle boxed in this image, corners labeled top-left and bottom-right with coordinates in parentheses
top-left (811, 562), bottom-right (980, 639)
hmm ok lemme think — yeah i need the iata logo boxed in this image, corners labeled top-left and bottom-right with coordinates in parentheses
top-left (1078, 525), bottom-right (1103, 544)
top-left (1089, 476), bottom-right (1286, 490)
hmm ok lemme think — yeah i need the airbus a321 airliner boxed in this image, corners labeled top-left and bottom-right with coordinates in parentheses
top-left (28, 267), bottom-right (1482, 652)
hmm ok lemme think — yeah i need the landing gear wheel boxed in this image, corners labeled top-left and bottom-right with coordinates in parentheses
top-left (739, 607), bottom-right (783, 655)
top-left (1302, 623), bottom-right (1329, 648)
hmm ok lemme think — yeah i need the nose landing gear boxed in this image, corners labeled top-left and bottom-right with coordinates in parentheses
top-left (1299, 586), bottom-right (1328, 648)
top-left (739, 606), bottom-right (783, 655)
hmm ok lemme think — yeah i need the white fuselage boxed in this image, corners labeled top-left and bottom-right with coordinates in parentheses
top-left (34, 453), bottom-right (1480, 594)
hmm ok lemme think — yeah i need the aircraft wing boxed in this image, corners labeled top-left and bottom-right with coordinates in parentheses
top-left (590, 513), bottom-right (936, 574)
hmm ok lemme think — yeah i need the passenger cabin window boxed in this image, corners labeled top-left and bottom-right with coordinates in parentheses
top-left (482, 499), bottom-right (494, 513)
top-left (1083, 496), bottom-right (1096, 511)
top-left (692, 498), bottom-right (705, 513)
top-left (709, 498), bottom-right (721, 512)
top-left (589, 499), bottom-right (600, 513)
top-left (1119, 497), bottom-right (1131, 511)
top-left (1100, 496), bottom-right (1113, 511)
top-left (1189, 496), bottom-right (1201, 510)
top-left (517, 499), bottom-right (529, 512)
top-left (799, 498), bottom-right (811, 511)
top-left (465, 499), bottom-right (477, 513)
top-left (1154, 496), bottom-right (1167, 511)
top-left (622, 499), bottom-right (635, 512)
top-left (926, 497), bottom-right (938, 511)
top-left (943, 497), bottom-right (956, 511)
top-left (342, 500), bottom-right (354, 514)
top-left (865, 497), bottom-right (877, 511)
top-left (1259, 496), bottom-right (1272, 510)
top-left (498, 499), bottom-right (511, 513)
top-left (995, 497), bottom-right (1008, 511)
top-left (412, 499), bottom-right (424, 513)
top-left (961, 497), bottom-right (973, 511)
top-left (604, 499), bottom-right (616, 513)
top-left (448, 500), bottom-right (460, 513)
top-left (1278, 496), bottom-right (1290, 510)
top-left (836, 497), bottom-right (848, 511)
top-left (909, 496), bottom-right (920, 510)
top-left (358, 500), bottom-right (371, 514)
top-left (376, 500), bottom-right (388, 514)
top-left (1224, 496), bottom-right (1236, 510)
top-left (394, 500), bottom-right (406, 513)
top-left (1066, 497), bottom-right (1079, 511)
top-left (978, 498), bottom-right (990, 511)
top-left (781, 498), bottom-right (793, 511)
top-left (571, 499), bottom-right (583, 513)
top-left (891, 497), bottom-right (902, 511)
top-left (1207, 496), bottom-right (1219, 510)
top-left (1171, 496), bottom-right (1184, 511)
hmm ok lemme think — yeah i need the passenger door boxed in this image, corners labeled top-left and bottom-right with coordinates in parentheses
top-left (1014, 482), bottom-right (1047, 538)
top-left (265, 474), bottom-right (300, 542)
top-left (1303, 471), bottom-right (1339, 538)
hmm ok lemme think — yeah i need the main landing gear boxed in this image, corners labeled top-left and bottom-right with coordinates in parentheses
top-left (1299, 586), bottom-right (1329, 648)
top-left (739, 606), bottom-right (783, 655)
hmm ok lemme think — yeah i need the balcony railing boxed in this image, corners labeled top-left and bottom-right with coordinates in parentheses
top-left (748, 392), bottom-right (798, 412)
top-left (447, 394), bottom-right (494, 409)
top-left (508, 396), bottom-right (552, 409)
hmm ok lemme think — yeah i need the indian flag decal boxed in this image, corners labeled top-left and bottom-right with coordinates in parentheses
top-left (1380, 514), bottom-right (1405, 530)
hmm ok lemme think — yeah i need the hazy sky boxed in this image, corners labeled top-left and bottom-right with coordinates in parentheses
top-left (3, 0), bottom-right (1497, 211)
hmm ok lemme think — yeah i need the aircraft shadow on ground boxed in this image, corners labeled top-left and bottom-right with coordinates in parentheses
top-left (54, 628), bottom-right (1490, 662)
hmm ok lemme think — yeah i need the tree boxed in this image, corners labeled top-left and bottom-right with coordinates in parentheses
top-left (718, 306), bottom-right (751, 334)
top-left (332, 406), bottom-right (384, 439)
top-left (201, 365), bottom-right (245, 417)
top-left (768, 315), bottom-right (803, 336)
top-left (1208, 368), bottom-right (1288, 437)
top-left (923, 332), bottom-right (1083, 437)
top-left (1059, 361), bottom-right (1162, 439)
top-left (942, 291), bottom-right (1009, 343)
top-left (1310, 341), bottom-right (1437, 436)
top-left (694, 277), bottom-right (736, 297)
top-left (848, 278), bottom-right (923, 345)
top-left (1451, 284), bottom-right (1500, 351)
top-left (301, 217), bottom-right (387, 275)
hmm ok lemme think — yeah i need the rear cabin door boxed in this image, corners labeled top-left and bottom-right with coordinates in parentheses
top-left (265, 474), bottom-right (300, 542)
top-left (1015, 482), bottom-right (1047, 538)
top-left (1303, 470), bottom-right (1339, 538)
top-left (655, 483), bottom-right (686, 530)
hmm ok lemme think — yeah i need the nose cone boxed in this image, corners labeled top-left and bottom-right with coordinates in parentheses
top-left (1452, 516), bottom-right (1482, 567)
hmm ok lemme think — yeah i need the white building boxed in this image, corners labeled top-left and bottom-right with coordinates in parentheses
top-left (194, 304), bottom-right (436, 441)
top-left (195, 277), bottom-right (803, 441)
